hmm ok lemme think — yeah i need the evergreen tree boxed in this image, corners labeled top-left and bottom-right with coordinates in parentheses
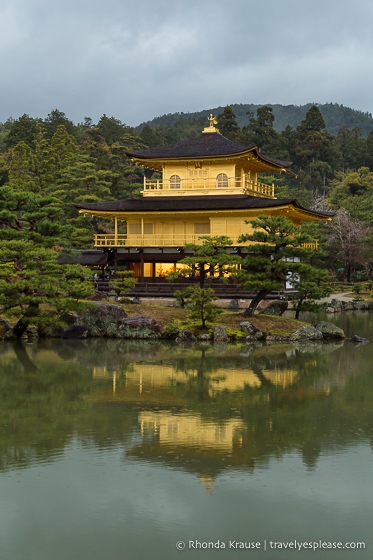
top-left (243, 106), bottom-right (281, 155)
top-left (175, 286), bottom-right (223, 328)
top-left (297, 105), bottom-right (326, 136)
top-left (109, 133), bottom-right (146, 199)
top-left (294, 106), bottom-right (341, 196)
top-left (139, 124), bottom-right (165, 148)
top-left (289, 267), bottom-right (332, 319)
top-left (167, 236), bottom-right (240, 288)
top-left (0, 241), bottom-right (94, 338)
top-left (97, 115), bottom-right (130, 145)
top-left (4, 114), bottom-right (40, 149)
top-left (8, 141), bottom-right (36, 187)
top-left (51, 124), bottom-right (78, 167)
top-left (33, 123), bottom-right (57, 189)
top-left (217, 106), bottom-right (241, 141)
top-left (79, 127), bottom-right (112, 170)
top-left (237, 216), bottom-right (319, 315)
top-left (44, 109), bottom-right (76, 138)
top-left (335, 126), bottom-right (366, 172)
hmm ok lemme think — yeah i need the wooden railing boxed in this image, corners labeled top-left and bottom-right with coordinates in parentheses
top-left (143, 177), bottom-right (275, 198)
top-left (94, 234), bottom-right (318, 250)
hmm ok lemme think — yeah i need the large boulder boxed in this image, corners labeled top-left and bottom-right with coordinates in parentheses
top-left (80, 303), bottom-right (128, 337)
top-left (197, 333), bottom-right (212, 341)
top-left (313, 321), bottom-right (345, 339)
top-left (329, 299), bottom-right (343, 312)
top-left (176, 330), bottom-right (197, 343)
top-left (25, 325), bottom-right (39, 339)
top-left (62, 325), bottom-right (89, 339)
top-left (258, 299), bottom-right (288, 316)
top-left (240, 321), bottom-right (264, 340)
top-left (353, 300), bottom-right (369, 310)
top-left (290, 326), bottom-right (323, 341)
top-left (116, 316), bottom-right (161, 339)
top-left (213, 325), bottom-right (228, 342)
top-left (0, 319), bottom-right (11, 338)
top-left (228, 299), bottom-right (240, 311)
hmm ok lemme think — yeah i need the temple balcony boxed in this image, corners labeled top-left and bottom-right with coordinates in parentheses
top-left (94, 233), bottom-right (318, 250)
top-left (142, 177), bottom-right (275, 198)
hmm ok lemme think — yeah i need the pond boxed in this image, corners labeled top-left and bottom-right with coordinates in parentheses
top-left (0, 312), bottom-right (372, 559)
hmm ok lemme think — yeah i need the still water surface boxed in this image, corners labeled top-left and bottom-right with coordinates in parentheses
top-left (0, 312), bottom-right (372, 559)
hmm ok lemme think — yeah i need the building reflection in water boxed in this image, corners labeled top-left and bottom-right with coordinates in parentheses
top-left (90, 346), bottom-right (331, 492)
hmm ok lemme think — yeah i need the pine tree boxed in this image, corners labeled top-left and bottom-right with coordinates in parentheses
top-left (167, 236), bottom-right (240, 288)
top-left (217, 106), bottom-right (241, 141)
top-left (0, 241), bottom-right (94, 338)
top-left (237, 216), bottom-right (320, 315)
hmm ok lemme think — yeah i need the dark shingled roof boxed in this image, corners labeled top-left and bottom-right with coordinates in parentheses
top-left (58, 251), bottom-right (108, 266)
top-left (125, 132), bottom-right (292, 168)
top-left (74, 195), bottom-right (334, 218)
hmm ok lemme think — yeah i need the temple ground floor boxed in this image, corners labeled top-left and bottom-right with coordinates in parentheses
top-left (77, 248), bottom-right (290, 300)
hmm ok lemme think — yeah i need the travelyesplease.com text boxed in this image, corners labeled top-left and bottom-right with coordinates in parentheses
top-left (176, 539), bottom-right (366, 551)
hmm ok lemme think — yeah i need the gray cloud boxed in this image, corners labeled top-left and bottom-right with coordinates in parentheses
top-left (1, 0), bottom-right (373, 126)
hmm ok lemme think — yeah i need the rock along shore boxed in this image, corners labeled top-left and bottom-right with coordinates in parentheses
top-left (0, 302), bottom-right (348, 343)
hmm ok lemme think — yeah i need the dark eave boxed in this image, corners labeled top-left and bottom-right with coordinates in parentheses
top-left (125, 132), bottom-right (292, 168)
top-left (74, 195), bottom-right (334, 219)
top-left (58, 250), bottom-right (108, 266)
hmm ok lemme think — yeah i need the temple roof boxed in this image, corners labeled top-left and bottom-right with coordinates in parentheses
top-left (75, 194), bottom-right (333, 219)
top-left (58, 250), bottom-right (108, 266)
top-left (125, 132), bottom-right (292, 168)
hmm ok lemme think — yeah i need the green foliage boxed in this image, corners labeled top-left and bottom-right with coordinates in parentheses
top-left (174, 289), bottom-right (189, 309)
top-left (162, 319), bottom-right (186, 338)
top-left (0, 241), bottom-right (94, 337)
top-left (217, 106), bottom-right (241, 142)
top-left (167, 236), bottom-right (240, 288)
top-left (97, 114), bottom-right (131, 145)
top-left (288, 267), bottom-right (333, 319)
top-left (237, 215), bottom-right (321, 315)
top-left (4, 114), bottom-right (40, 149)
top-left (242, 105), bottom-right (281, 155)
top-left (44, 109), bottom-right (76, 138)
top-left (139, 102), bottom-right (373, 136)
top-left (352, 284), bottom-right (362, 294)
top-left (111, 270), bottom-right (137, 297)
top-left (175, 286), bottom-right (222, 328)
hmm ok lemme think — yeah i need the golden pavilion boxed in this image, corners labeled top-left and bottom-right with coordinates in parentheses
top-left (75, 116), bottom-right (332, 281)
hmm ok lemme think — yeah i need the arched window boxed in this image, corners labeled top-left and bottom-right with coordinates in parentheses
top-left (169, 174), bottom-right (181, 189)
top-left (217, 173), bottom-right (228, 188)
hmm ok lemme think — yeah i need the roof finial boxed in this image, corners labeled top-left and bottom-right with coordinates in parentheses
top-left (202, 114), bottom-right (219, 133)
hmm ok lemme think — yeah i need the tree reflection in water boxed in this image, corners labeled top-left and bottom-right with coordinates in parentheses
top-left (0, 336), bottom-right (372, 483)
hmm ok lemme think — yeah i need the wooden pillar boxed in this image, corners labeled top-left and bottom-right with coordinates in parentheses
top-left (114, 216), bottom-right (118, 245)
top-left (140, 251), bottom-right (144, 281)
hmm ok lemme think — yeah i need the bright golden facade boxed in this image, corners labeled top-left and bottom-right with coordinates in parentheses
top-left (75, 118), bottom-right (331, 278)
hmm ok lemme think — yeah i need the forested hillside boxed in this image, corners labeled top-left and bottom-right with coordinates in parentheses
top-left (138, 102), bottom-right (373, 137)
top-left (1, 104), bottom-right (373, 285)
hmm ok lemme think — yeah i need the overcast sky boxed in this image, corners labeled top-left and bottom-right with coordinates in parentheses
top-left (2, 0), bottom-right (373, 127)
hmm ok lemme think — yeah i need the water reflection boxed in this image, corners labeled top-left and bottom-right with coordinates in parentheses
top-left (0, 335), bottom-right (372, 481)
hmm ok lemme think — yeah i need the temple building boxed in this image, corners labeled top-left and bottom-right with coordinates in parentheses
top-left (75, 116), bottom-right (332, 282)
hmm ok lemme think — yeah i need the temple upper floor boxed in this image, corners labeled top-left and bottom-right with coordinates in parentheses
top-left (125, 119), bottom-right (292, 199)
top-left (141, 166), bottom-right (275, 197)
